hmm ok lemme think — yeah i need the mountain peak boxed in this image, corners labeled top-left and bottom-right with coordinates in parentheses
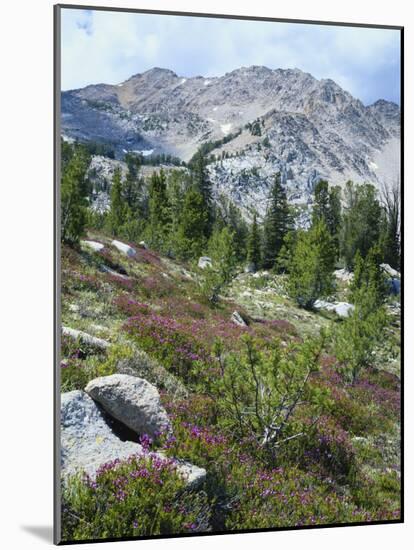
top-left (144, 67), bottom-right (178, 77)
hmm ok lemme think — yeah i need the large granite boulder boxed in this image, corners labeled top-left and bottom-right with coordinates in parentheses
top-left (61, 390), bottom-right (142, 478)
top-left (61, 390), bottom-right (206, 486)
top-left (85, 374), bottom-right (171, 437)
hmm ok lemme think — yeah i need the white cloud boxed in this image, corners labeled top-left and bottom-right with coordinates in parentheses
top-left (60, 8), bottom-right (400, 104)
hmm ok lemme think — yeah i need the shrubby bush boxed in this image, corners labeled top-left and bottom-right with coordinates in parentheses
top-left (212, 334), bottom-right (331, 458)
top-left (62, 453), bottom-right (211, 541)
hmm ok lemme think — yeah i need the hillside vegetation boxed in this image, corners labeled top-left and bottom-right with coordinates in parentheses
top-left (60, 139), bottom-right (401, 541)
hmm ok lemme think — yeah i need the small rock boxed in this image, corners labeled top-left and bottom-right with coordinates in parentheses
top-left (198, 256), bottom-right (213, 269)
top-left (139, 241), bottom-right (148, 250)
top-left (334, 302), bottom-right (355, 318)
top-left (112, 239), bottom-right (136, 257)
top-left (244, 262), bottom-right (256, 273)
top-left (314, 300), bottom-right (354, 318)
top-left (169, 458), bottom-right (206, 487)
top-left (334, 268), bottom-right (354, 282)
top-left (81, 240), bottom-right (104, 252)
top-left (231, 310), bottom-right (247, 327)
top-left (62, 326), bottom-right (110, 350)
top-left (314, 299), bottom-right (336, 312)
top-left (85, 374), bottom-right (171, 437)
top-left (101, 265), bottom-right (130, 280)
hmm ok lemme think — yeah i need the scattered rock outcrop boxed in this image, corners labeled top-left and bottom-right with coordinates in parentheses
top-left (112, 239), bottom-right (136, 257)
top-left (62, 326), bottom-right (110, 350)
top-left (85, 374), bottom-right (171, 437)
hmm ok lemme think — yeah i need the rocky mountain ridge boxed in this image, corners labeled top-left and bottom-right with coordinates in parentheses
top-left (62, 65), bottom-right (400, 216)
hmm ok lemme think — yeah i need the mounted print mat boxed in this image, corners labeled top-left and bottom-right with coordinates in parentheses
top-left (54, 4), bottom-right (403, 545)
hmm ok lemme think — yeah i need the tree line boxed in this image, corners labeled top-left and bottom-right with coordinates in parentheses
top-left (61, 141), bottom-right (400, 307)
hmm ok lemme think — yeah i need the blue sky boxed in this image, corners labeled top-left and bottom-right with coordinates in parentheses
top-left (61, 8), bottom-right (401, 105)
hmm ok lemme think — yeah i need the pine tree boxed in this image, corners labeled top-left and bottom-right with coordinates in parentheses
top-left (61, 146), bottom-right (90, 244)
top-left (380, 181), bottom-right (401, 270)
top-left (312, 180), bottom-right (330, 225)
top-left (147, 169), bottom-right (171, 251)
top-left (191, 150), bottom-right (213, 235)
top-left (208, 226), bottom-right (237, 284)
top-left (341, 182), bottom-right (382, 268)
top-left (214, 195), bottom-right (249, 262)
top-left (287, 220), bottom-right (336, 309)
top-left (335, 249), bottom-right (388, 384)
top-left (123, 163), bottom-right (144, 215)
top-left (246, 212), bottom-right (261, 271)
top-left (175, 188), bottom-right (207, 260)
top-left (312, 181), bottom-right (341, 258)
top-left (350, 246), bottom-right (388, 309)
top-left (263, 173), bottom-right (290, 268)
top-left (107, 168), bottom-right (127, 236)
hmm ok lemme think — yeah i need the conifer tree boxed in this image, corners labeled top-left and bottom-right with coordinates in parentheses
top-left (147, 169), bottom-right (171, 251)
top-left (263, 173), bottom-right (290, 268)
top-left (380, 181), bottom-right (401, 270)
top-left (247, 212), bottom-right (261, 271)
top-left (191, 150), bottom-right (213, 235)
top-left (175, 188), bottom-right (207, 260)
top-left (335, 248), bottom-right (388, 384)
top-left (341, 182), bottom-right (382, 268)
top-left (107, 168), bottom-right (127, 236)
top-left (312, 180), bottom-right (330, 225)
top-left (208, 226), bottom-right (237, 284)
top-left (350, 246), bottom-right (388, 309)
top-left (287, 220), bottom-right (336, 309)
top-left (61, 146), bottom-right (90, 244)
top-left (312, 181), bottom-right (342, 258)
